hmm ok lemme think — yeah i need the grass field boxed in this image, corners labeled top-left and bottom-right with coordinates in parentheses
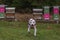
top-left (0, 21), bottom-right (60, 40)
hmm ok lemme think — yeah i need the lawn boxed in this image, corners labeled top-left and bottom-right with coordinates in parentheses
top-left (0, 21), bottom-right (60, 40)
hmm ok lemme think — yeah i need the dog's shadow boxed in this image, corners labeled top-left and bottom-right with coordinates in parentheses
top-left (25, 32), bottom-right (38, 40)
top-left (26, 32), bottom-right (34, 37)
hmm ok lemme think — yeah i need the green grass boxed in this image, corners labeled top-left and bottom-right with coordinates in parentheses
top-left (0, 21), bottom-right (60, 40)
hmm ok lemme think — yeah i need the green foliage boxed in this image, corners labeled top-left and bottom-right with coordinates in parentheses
top-left (1, 0), bottom-right (60, 8)
top-left (0, 0), bottom-right (13, 6)
top-left (0, 0), bottom-right (60, 13)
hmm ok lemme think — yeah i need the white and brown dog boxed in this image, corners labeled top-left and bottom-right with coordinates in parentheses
top-left (28, 18), bottom-right (37, 36)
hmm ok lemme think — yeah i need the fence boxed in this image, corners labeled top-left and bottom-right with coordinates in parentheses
top-left (33, 6), bottom-right (60, 23)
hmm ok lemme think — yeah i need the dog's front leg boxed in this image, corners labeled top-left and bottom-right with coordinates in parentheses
top-left (28, 25), bottom-right (30, 33)
top-left (34, 25), bottom-right (37, 36)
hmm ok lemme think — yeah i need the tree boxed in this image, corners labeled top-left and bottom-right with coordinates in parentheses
top-left (2, 0), bottom-right (13, 6)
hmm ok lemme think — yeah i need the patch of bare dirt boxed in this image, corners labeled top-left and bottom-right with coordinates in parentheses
top-left (15, 13), bottom-right (33, 21)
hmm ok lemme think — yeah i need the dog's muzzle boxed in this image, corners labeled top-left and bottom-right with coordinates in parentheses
top-left (31, 24), bottom-right (34, 26)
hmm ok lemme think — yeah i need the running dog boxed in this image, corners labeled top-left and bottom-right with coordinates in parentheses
top-left (28, 18), bottom-right (37, 36)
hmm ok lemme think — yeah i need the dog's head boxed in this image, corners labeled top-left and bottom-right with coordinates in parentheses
top-left (29, 18), bottom-right (36, 26)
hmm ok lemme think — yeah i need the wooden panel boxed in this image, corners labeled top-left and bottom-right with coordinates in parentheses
top-left (0, 7), bottom-right (5, 13)
top-left (6, 14), bottom-right (15, 18)
top-left (6, 7), bottom-right (15, 13)
top-left (0, 13), bottom-right (5, 18)
top-left (6, 13), bottom-right (15, 16)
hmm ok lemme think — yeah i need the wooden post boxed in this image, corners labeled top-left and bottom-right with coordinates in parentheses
top-left (6, 7), bottom-right (15, 21)
top-left (33, 9), bottom-right (43, 21)
top-left (53, 6), bottom-right (59, 24)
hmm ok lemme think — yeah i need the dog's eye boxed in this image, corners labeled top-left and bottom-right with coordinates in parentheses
top-left (30, 22), bottom-right (31, 23)
top-left (31, 20), bottom-right (32, 21)
top-left (33, 22), bottom-right (34, 23)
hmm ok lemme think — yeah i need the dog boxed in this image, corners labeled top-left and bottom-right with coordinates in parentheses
top-left (28, 18), bottom-right (37, 36)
